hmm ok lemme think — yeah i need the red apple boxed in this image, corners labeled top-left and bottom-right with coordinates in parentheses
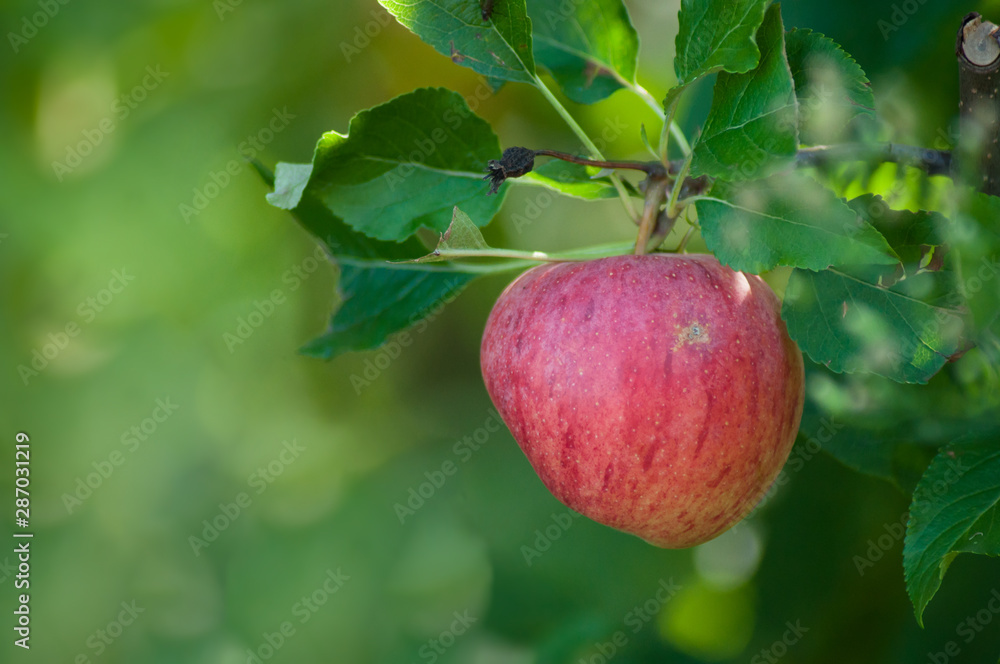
top-left (480, 253), bottom-right (804, 548)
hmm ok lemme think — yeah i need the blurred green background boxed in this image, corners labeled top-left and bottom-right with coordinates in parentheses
top-left (2, 0), bottom-right (1000, 662)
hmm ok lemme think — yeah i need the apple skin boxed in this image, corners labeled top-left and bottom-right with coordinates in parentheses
top-left (480, 253), bottom-right (804, 548)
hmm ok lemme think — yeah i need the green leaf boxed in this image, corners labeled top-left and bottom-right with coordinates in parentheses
top-left (303, 260), bottom-right (475, 359)
top-left (412, 207), bottom-right (492, 262)
top-left (846, 195), bottom-right (951, 284)
top-left (904, 436), bottom-right (1000, 626)
top-left (784, 28), bottom-right (875, 145)
top-left (672, 0), bottom-right (767, 86)
top-left (303, 88), bottom-right (505, 242)
top-left (518, 159), bottom-right (623, 199)
top-left (438, 206), bottom-right (489, 251)
top-left (692, 3), bottom-right (799, 181)
top-left (947, 188), bottom-right (1000, 355)
top-left (379, 0), bottom-right (536, 84)
top-left (266, 162), bottom-right (312, 210)
top-left (828, 436), bottom-right (937, 495)
top-left (802, 419), bottom-right (930, 493)
top-left (527, 0), bottom-right (638, 104)
top-left (781, 264), bottom-right (967, 384)
top-left (798, 397), bottom-right (935, 494)
top-left (695, 174), bottom-right (900, 273)
top-left (845, 197), bottom-right (970, 364)
top-left (258, 163), bottom-right (482, 359)
top-left (847, 195), bottom-right (945, 251)
top-left (952, 508), bottom-right (1000, 555)
top-left (798, 363), bottom-right (1000, 493)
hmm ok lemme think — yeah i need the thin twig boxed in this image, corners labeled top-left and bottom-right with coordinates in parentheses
top-left (796, 144), bottom-right (952, 176)
top-left (533, 150), bottom-right (667, 176)
top-left (485, 143), bottom-right (954, 198)
top-left (531, 76), bottom-right (639, 220)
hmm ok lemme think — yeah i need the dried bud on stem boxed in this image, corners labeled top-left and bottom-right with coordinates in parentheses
top-left (484, 147), bottom-right (536, 195)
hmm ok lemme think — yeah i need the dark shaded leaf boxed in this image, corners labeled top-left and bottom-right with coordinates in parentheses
top-left (528, 0), bottom-right (638, 104)
top-left (785, 28), bottom-right (875, 144)
top-left (260, 162), bottom-right (481, 359)
top-left (904, 436), bottom-right (1000, 625)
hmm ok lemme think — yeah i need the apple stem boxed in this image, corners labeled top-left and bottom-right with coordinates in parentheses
top-left (645, 207), bottom-right (680, 254)
top-left (634, 176), bottom-right (669, 255)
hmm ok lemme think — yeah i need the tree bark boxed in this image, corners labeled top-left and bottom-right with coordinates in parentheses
top-left (957, 12), bottom-right (1000, 195)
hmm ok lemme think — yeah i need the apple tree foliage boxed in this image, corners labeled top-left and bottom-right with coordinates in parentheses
top-left (258, 0), bottom-right (1000, 626)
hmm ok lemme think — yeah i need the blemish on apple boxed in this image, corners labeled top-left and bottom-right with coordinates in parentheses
top-left (673, 321), bottom-right (710, 350)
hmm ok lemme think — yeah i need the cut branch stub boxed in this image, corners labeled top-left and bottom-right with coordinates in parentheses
top-left (957, 12), bottom-right (1000, 196)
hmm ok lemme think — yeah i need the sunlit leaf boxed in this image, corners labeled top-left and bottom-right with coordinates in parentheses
top-left (846, 194), bottom-right (951, 284)
top-left (782, 264), bottom-right (966, 384)
top-left (379, 0), bottom-right (536, 84)
top-left (695, 174), bottom-right (899, 273)
top-left (411, 207), bottom-right (492, 262)
top-left (296, 88), bottom-right (505, 242)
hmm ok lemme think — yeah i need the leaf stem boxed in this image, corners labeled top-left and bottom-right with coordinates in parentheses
top-left (669, 120), bottom-right (693, 157)
top-left (532, 75), bottom-right (639, 221)
top-left (666, 152), bottom-right (694, 218)
top-left (627, 82), bottom-right (692, 156)
top-left (674, 195), bottom-right (703, 209)
top-left (339, 256), bottom-right (530, 275)
top-left (659, 89), bottom-right (683, 163)
top-left (426, 241), bottom-right (636, 265)
top-left (627, 81), bottom-right (666, 116)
